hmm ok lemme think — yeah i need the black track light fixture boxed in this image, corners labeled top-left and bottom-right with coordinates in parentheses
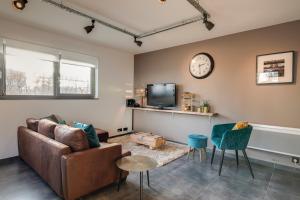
top-left (13, 0), bottom-right (28, 10)
top-left (84, 19), bottom-right (95, 34)
top-left (134, 37), bottom-right (143, 47)
top-left (203, 13), bottom-right (214, 31)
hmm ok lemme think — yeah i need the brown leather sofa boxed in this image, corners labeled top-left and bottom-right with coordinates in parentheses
top-left (18, 118), bottom-right (129, 200)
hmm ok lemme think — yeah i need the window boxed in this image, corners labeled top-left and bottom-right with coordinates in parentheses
top-left (59, 60), bottom-right (93, 95)
top-left (0, 39), bottom-right (97, 99)
top-left (5, 47), bottom-right (55, 96)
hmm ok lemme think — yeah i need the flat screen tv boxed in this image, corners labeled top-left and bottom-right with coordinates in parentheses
top-left (147, 83), bottom-right (176, 108)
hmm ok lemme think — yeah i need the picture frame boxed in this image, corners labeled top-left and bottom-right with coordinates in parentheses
top-left (256, 51), bottom-right (295, 85)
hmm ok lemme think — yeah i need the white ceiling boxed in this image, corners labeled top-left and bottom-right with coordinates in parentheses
top-left (0, 0), bottom-right (300, 54)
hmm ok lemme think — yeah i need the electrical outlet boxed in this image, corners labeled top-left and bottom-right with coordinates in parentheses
top-left (117, 128), bottom-right (123, 132)
top-left (292, 157), bottom-right (299, 164)
top-left (123, 127), bottom-right (128, 132)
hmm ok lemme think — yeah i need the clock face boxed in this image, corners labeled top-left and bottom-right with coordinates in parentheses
top-left (189, 53), bottom-right (214, 79)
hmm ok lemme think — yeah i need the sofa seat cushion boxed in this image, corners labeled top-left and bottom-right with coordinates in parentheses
top-left (73, 122), bottom-right (100, 148)
top-left (26, 118), bottom-right (39, 132)
top-left (38, 119), bottom-right (58, 139)
top-left (54, 125), bottom-right (89, 152)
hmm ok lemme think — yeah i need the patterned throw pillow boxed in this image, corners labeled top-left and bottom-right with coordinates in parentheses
top-left (232, 121), bottom-right (249, 130)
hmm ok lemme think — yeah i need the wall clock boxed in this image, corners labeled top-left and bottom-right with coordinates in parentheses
top-left (189, 53), bottom-right (214, 79)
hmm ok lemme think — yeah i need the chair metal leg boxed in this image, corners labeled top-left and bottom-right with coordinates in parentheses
top-left (242, 150), bottom-right (254, 179)
top-left (146, 170), bottom-right (150, 187)
top-left (218, 149), bottom-right (225, 176)
top-left (235, 150), bottom-right (239, 168)
top-left (211, 145), bottom-right (216, 165)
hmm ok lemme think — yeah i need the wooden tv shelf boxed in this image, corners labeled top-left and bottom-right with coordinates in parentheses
top-left (129, 107), bottom-right (217, 117)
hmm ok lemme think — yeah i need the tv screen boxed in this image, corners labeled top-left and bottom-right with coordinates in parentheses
top-left (147, 83), bottom-right (176, 108)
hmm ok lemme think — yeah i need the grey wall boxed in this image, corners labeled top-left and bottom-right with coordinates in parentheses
top-left (134, 21), bottom-right (300, 167)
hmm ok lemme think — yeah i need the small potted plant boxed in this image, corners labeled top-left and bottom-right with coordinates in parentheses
top-left (202, 100), bottom-right (210, 113)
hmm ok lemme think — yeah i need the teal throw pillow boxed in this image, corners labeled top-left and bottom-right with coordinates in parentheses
top-left (73, 122), bottom-right (100, 148)
top-left (58, 120), bottom-right (67, 125)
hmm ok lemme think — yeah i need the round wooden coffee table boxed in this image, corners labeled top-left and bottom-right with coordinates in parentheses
top-left (116, 155), bottom-right (158, 200)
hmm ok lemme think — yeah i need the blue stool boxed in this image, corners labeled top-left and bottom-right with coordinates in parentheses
top-left (187, 134), bottom-right (208, 161)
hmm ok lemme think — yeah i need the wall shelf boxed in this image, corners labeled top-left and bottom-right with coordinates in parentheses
top-left (129, 107), bottom-right (218, 117)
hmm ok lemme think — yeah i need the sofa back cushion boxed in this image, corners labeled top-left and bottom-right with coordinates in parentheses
top-left (26, 118), bottom-right (39, 132)
top-left (54, 125), bottom-right (89, 152)
top-left (38, 119), bottom-right (57, 139)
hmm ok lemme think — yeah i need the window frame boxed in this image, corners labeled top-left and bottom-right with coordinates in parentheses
top-left (0, 42), bottom-right (97, 100)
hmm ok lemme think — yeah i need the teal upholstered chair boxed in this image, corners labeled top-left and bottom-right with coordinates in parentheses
top-left (211, 123), bottom-right (254, 178)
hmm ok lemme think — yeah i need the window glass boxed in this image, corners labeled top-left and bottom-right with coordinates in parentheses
top-left (5, 54), bottom-right (54, 95)
top-left (60, 62), bottom-right (92, 95)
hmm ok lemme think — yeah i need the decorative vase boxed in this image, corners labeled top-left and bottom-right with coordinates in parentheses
top-left (203, 106), bottom-right (209, 113)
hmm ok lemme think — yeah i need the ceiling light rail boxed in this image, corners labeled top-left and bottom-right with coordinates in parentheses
top-left (137, 15), bottom-right (204, 39)
top-left (186, 0), bottom-right (210, 18)
top-left (38, 0), bottom-right (214, 47)
top-left (41, 0), bottom-right (138, 38)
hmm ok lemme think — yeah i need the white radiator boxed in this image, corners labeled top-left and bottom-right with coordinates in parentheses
top-left (249, 124), bottom-right (300, 157)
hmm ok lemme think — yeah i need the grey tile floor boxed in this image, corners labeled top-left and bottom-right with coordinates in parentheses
top-left (0, 152), bottom-right (300, 200)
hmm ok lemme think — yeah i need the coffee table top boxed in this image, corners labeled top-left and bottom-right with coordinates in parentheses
top-left (116, 155), bottom-right (158, 172)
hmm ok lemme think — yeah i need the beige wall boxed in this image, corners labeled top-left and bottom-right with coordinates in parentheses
top-left (134, 21), bottom-right (300, 167)
top-left (135, 20), bottom-right (300, 128)
top-left (0, 17), bottom-right (134, 159)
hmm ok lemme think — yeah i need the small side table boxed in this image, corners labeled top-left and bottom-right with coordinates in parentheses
top-left (116, 155), bottom-right (158, 200)
top-left (187, 134), bottom-right (208, 161)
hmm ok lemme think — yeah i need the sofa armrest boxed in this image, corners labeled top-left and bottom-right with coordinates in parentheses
top-left (95, 128), bottom-right (109, 142)
top-left (61, 143), bottom-right (123, 200)
top-left (18, 126), bottom-right (71, 197)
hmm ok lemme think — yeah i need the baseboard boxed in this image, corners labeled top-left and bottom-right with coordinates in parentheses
top-left (0, 156), bottom-right (19, 165)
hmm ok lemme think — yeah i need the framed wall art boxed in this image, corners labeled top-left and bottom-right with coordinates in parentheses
top-left (256, 51), bottom-right (295, 85)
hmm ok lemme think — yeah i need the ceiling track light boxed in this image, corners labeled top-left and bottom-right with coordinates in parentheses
top-left (159, 0), bottom-right (167, 4)
top-left (41, 0), bottom-right (215, 46)
top-left (12, 0), bottom-right (28, 10)
top-left (84, 19), bottom-right (95, 34)
top-left (134, 37), bottom-right (143, 47)
top-left (203, 13), bottom-right (214, 31)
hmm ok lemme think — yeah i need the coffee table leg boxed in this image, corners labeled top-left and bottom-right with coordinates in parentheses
top-left (117, 170), bottom-right (122, 191)
top-left (140, 171), bottom-right (143, 200)
top-left (146, 170), bottom-right (150, 187)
